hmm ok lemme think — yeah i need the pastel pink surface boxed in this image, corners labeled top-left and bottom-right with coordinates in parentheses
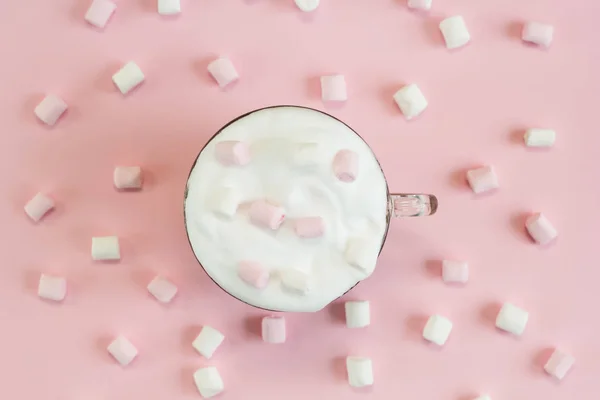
top-left (237, 261), bottom-right (269, 289)
top-left (1, 1), bottom-right (599, 400)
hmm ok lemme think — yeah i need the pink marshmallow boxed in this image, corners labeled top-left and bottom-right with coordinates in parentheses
top-left (526, 213), bottom-right (557, 245)
top-left (544, 349), bottom-right (574, 380)
top-left (321, 75), bottom-right (347, 102)
top-left (249, 200), bottom-right (285, 230)
top-left (24, 193), bottom-right (55, 222)
top-left (215, 141), bottom-right (251, 166)
top-left (442, 260), bottom-right (468, 283)
top-left (407, 0), bottom-right (431, 10)
top-left (294, 217), bottom-right (325, 238)
top-left (333, 149), bottom-right (359, 182)
top-left (466, 166), bottom-right (498, 194)
top-left (207, 58), bottom-right (239, 88)
top-left (34, 95), bottom-right (67, 126)
top-left (84, 0), bottom-right (117, 29)
top-left (113, 166), bottom-right (142, 190)
top-left (262, 316), bottom-right (286, 344)
top-left (522, 22), bottom-right (554, 48)
top-left (238, 261), bottom-right (270, 289)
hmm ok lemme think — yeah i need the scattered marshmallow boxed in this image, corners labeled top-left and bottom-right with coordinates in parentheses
top-left (114, 166), bottom-right (142, 190)
top-left (192, 326), bottom-right (225, 359)
top-left (280, 269), bottom-right (312, 295)
top-left (526, 213), bottom-right (557, 245)
top-left (423, 314), bottom-right (453, 345)
top-left (294, 217), bottom-right (325, 238)
top-left (292, 143), bottom-right (321, 167)
top-left (112, 62), bottom-right (145, 95)
top-left (442, 260), bottom-right (469, 284)
top-left (544, 349), bottom-right (574, 380)
top-left (107, 335), bottom-right (138, 366)
top-left (238, 261), bottom-right (270, 289)
top-left (346, 357), bottom-right (373, 387)
top-left (407, 0), bottom-right (432, 10)
top-left (84, 0), bottom-right (116, 28)
top-left (332, 149), bottom-right (359, 182)
top-left (524, 128), bottom-right (556, 147)
top-left (466, 166), bottom-right (499, 194)
top-left (24, 192), bottom-right (55, 222)
top-left (496, 302), bottom-right (529, 336)
top-left (194, 367), bottom-right (224, 399)
top-left (91, 236), bottom-right (120, 261)
top-left (34, 95), bottom-right (67, 126)
top-left (345, 301), bottom-right (370, 328)
top-left (210, 187), bottom-right (240, 217)
top-left (439, 16), bottom-right (471, 49)
top-left (393, 84), bottom-right (428, 120)
top-left (249, 200), bottom-right (285, 230)
top-left (321, 75), bottom-right (347, 102)
top-left (295, 0), bottom-right (320, 12)
top-left (38, 274), bottom-right (67, 301)
top-left (158, 0), bottom-right (180, 15)
top-left (147, 276), bottom-right (178, 303)
top-left (522, 22), bottom-right (554, 48)
top-left (262, 316), bottom-right (286, 343)
top-left (344, 238), bottom-right (378, 273)
top-left (215, 141), bottom-right (251, 166)
top-left (207, 58), bottom-right (239, 88)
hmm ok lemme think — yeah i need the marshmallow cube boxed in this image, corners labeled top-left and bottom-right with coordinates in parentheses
top-left (496, 302), bottom-right (529, 336)
top-left (158, 0), bottom-right (180, 15)
top-left (346, 357), bottom-right (373, 387)
top-left (262, 316), bottom-right (286, 343)
top-left (215, 141), bottom-right (251, 166)
top-left (345, 301), bottom-right (370, 328)
top-left (207, 58), bottom-right (239, 88)
top-left (408, 0), bottom-right (432, 10)
top-left (321, 75), bottom-right (347, 102)
top-left (423, 314), bottom-right (453, 345)
top-left (523, 22), bottom-right (554, 48)
top-left (295, 0), bottom-right (320, 12)
top-left (114, 166), bottom-right (142, 190)
top-left (34, 95), bottom-right (67, 126)
top-left (333, 149), bottom-right (359, 183)
top-left (192, 326), bottom-right (225, 359)
top-left (393, 84), bottom-right (428, 120)
top-left (466, 166), bottom-right (499, 194)
top-left (238, 261), bottom-right (270, 289)
top-left (24, 192), bottom-right (55, 222)
top-left (280, 269), bottom-right (312, 295)
top-left (91, 236), bottom-right (120, 261)
top-left (112, 62), bottom-right (145, 95)
top-left (210, 187), bottom-right (240, 217)
top-left (526, 213), bottom-right (557, 245)
top-left (439, 16), bottom-right (471, 49)
top-left (194, 367), bottom-right (224, 399)
top-left (344, 238), bottom-right (378, 274)
top-left (147, 276), bottom-right (178, 303)
top-left (294, 217), bottom-right (325, 238)
top-left (442, 260), bottom-right (469, 283)
top-left (107, 335), bottom-right (138, 366)
top-left (84, 0), bottom-right (116, 28)
top-left (38, 274), bottom-right (67, 301)
top-left (544, 349), bottom-right (574, 380)
top-left (525, 128), bottom-right (556, 147)
top-left (249, 200), bottom-right (285, 230)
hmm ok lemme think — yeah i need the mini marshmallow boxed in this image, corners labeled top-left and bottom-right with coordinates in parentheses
top-left (249, 200), bottom-right (285, 230)
top-left (194, 367), bottom-right (224, 399)
top-left (439, 16), bottom-right (471, 49)
top-left (321, 75), bottom-right (347, 102)
top-left (292, 143), bottom-right (321, 167)
top-left (38, 274), bottom-right (67, 301)
top-left (524, 128), bottom-right (556, 147)
top-left (295, 0), bottom-right (320, 12)
top-left (294, 217), bottom-right (325, 238)
top-left (91, 236), bottom-right (120, 261)
top-left (192, 326), bottom-right (225, 359)
top-left (344, 238), bottom-right (378, 273)
top-left (210, 187), bottom-right (240, 217)
top-left (526, 213), bottom-right (557, 245)
top-left (147, 276), bottom-right (177, 303)
top-left (407, 0), bottom-right (432, 10)
top-left (544, 349), bottom-right (574, 380)
top-left (280, 269), bottom-right (312, 295)
top-left (107, 335), bottom-right (138, 366)
top-left (393, 84), bottom-right (428, 120)
top-left (34, 95), bottom-right (67, 126)
top-left (215, 141), bottom-right (251, 166)
top-left (345, 301), bottom-right (370, 328)
top-left (333, 150), bottom-right (359, 182)
top-left (423, 314), bottom-right (453, 345)
top-left (346, 357), bottom-right (373, 387)
top-left (238, 261), bottom-right (270, 289)
top-left (522, 22), bottom-right (554, 48)
top-left (442, 260), bottom-right (469, 283)
top-left (84, 0), bottom-right (116, 28)
top-left (496, 302), bottom-right (529, 336)
top-left (114, 166), bottom-right (142, 190)
top-left (24, 192), bottom-right (55, 222)
top-left (262, 316), bottom-right (286, 343)
top-left (207, 58), bottom-right (239, 88)
top-left (466, 166), bottom-right (499, 194)
top-left (158, 0), bottom-right (180, 15)
top-left (112, 62), bottom-right (145, 95)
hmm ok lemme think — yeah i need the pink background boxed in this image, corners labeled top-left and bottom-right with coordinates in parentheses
top-left (0, 0), bottom-right (598, 399)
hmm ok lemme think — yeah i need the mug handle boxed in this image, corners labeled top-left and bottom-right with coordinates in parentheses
top-left (388, 193), bottom-right (438, 217)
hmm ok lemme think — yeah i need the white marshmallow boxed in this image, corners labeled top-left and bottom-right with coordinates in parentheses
top-left (38, 274), bottom-right (67, 301)
top-left (280, 269), bottom-right (312, 295)
top-left (147, 276), bottom-right (177, 303)
top-left (346, 357), bottom-right (373, 387)
top-left (192, 326), bottom-right (225, 359)
top-left (439, 16), bottom-right (471, 49)
top-left (112, 62), bottom-right (145, 95)
top-left (84, 0), bottom-right (117, 28)
top-left (91, 236), bottom-right (120, 261)
top-left (344, 238), bottom-right (378, 274)
top-left (442, 260), bottom-right (469, 284)
top-left (544, 349), bottom-right (574, 380)
top-left (24, 192), bottom-right (55, 222)
top-left (393, 84), bottom-right (428, 120)
top-left (407, 0), bottom-right (432, 10)
top-left (194, 367), bottom-right (224, 399)
top-left (466, 166), bottom-right (499, 194)
top-left (207, 58), bottom-right (239, 88)
top-left (209, 187), bottom-right (240, 217)
top-left (295, 0), bottom-right (320, 12)
top-left (158, 0), bottom-right (180, 15)
top-left (345, 301), bottom-right (370, 328)
top-left (321, 75), bottom-right (347, 102)
top-left (526, 213), bottom-right (558, 245)
top-left (107, 335), bottom-right (138, 366)
top-left (422, 314), bottom-right (453, 345)
top-left (114, 166), bottom-right (143, 190)
top-left (524, 128), bottom-right (555, 147)
top-left (34, 95), bottom-right (67, 126)
top-left (292, 142), bottom-right (321, 167)
top-left (262, 316), bottom-right (286, 343)
top-left (496, 302), bottom-right (529, 336)
top-left (522, 22), bottom-right (554, 48)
